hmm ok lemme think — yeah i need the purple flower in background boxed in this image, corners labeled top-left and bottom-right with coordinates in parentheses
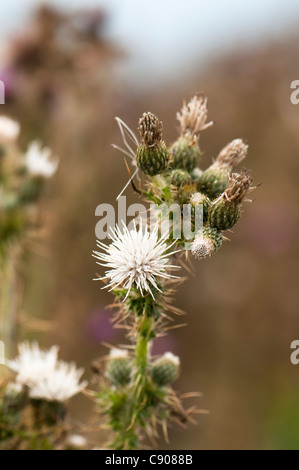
top-left (85, 309), bottom-right (120, 344)
top-left (151, 333), bottom-right (179, 357)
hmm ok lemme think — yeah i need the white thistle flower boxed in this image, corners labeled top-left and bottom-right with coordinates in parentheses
top-left (29, 360), bottom-right (87, 402)
top-left (25, 141), bottom-right (59, 179)
top-left (93, 222), bottom-right (179, 299)
top-left (8, 342), bottom-right (59, 385)
top-left (7, 342), bottom-right (87, 402)
top-left (0, 116), bottom-right (20, 142)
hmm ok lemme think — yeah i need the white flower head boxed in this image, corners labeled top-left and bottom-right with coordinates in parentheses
top-left (0, 116), bottom-right (20, 142)
top-left (93, 221), bottom-right (180, 299)
top-left (7, 342), bottom-right (87, 402)
top-left (29, 360), bottom-right (87, 402)
top-left (8, 341), bottom-right (59, 385)
top-left (25, 140), bottom-right (58, 179)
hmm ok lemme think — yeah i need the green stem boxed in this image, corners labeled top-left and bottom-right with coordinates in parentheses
top-left (112, 308), bottom-right (155, 450)
top-left (0, 248), bottom-right (15, 367)
top-left (135, 315), bottom-right (153, 374)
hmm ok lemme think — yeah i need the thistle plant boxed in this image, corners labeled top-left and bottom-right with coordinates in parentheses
top-left (92, 95), bottom-right (255, 449)
top-left (0, 342), bottom-right (87, 450)
top-left (0, 116), bottom-right (58, 357)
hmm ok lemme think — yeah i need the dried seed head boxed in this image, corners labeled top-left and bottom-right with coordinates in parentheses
top-left (138, 112), bottom-right (163, 147)
top-left (176, 95), bottom-right (213, 140)
top-left (191, 227), bottom-right (223, 259)
top-left (217, 139), bottom-right (248, 169)
top-left (208, 171), bottom-right (254, 230)
top-left (224, 170), bottom-right (254, 203)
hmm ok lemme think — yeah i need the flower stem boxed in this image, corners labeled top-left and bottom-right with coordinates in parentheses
top-left (135, 315), bottom-right (153, 374)
top-left (111, 305), bottom-right (155, 450)
top-left (0, 247), bottom-right (16, 368)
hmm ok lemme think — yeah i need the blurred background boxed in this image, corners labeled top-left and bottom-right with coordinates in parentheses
top-left (1, 0), bottom-right (299, 450)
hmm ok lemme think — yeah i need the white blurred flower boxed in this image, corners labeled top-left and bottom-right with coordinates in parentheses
top-left (29, 360), bottom-right (87, 402)
top-left (0, 116), bottom-right (20, 142)
top-left (162, 352), bottom-right (180, 366)
top-left (93, 221), bottom-right (179, 299)
top-left (25, 141), bottom-right (58, 178)
top-left (5, 382), bottom-right (23, 396)
top-left (67, 434), bottom-right (87, 449)
top-left (109, 348), bottom-right (129, 359)
top-left (8, 342), bottom-right (59, 385)
top-left (7, 342), bottom-right (87, 402)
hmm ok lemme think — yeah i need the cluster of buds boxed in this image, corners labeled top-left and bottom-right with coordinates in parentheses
top-left (105, 349), bottom-right (180, 389)
top-left (0, 116), bottom-right (58, 249)
top-left (133, 96), bottom-right (255, 259)
top-left (93, 95), bottom-right (255, 450)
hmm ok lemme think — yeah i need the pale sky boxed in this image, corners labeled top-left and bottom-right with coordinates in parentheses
top-left (1, 0), bottom-right (299, 86)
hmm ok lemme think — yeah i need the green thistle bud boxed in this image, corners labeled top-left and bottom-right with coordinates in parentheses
top-left (191, 167), bottom-right (203, 182)
top-left (208, 171), bottom-right (254, 231)
top-left (170, 168), bottom-right (192, 187)
top-left (170, 136), bottom-right (200, 172)
top-left (151, 352), bottom-right (180, 386)
top-left (136, 112), bottom-right (169, 176)
top-left (191, 226), bottom-right (223, 259)
top-left (106, 349), bottom-right (132, 386)
top-left (197, 163), bottom-right (230, 199)
top-left (190, 192), bottom-right (211, 222)
top-left (197, 139), bottom-right (248, 199)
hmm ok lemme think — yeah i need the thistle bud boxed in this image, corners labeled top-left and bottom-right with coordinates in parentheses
top-left (208, 171), bottom-right (254, 231)
top-left (136, 112), bottom-right (169, 176)
top-left (171, 96), bottom-right (213, 172)
top-left (190, 192), bottom-right (211, 222)
top-left (217, 139), bottom-right (248, 170)
top-left (197, 139), bottom-right (248, 199)
top-left (106, 349), bottom-right (132, 386)
top-left (191, 167), bottom-right (203, 182)
top-left (170, 168), bottom-right (192, 187)
top-left (176, 95), bottom-right (213, 139)
top-left (170, 136), bottom-right (200, 172)
top-left (191, 226), bottom-right (223, 259)
top-left (151, 352), bottom-right (180, 386)
top-left (197, 163), bottom-right (230, 199)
